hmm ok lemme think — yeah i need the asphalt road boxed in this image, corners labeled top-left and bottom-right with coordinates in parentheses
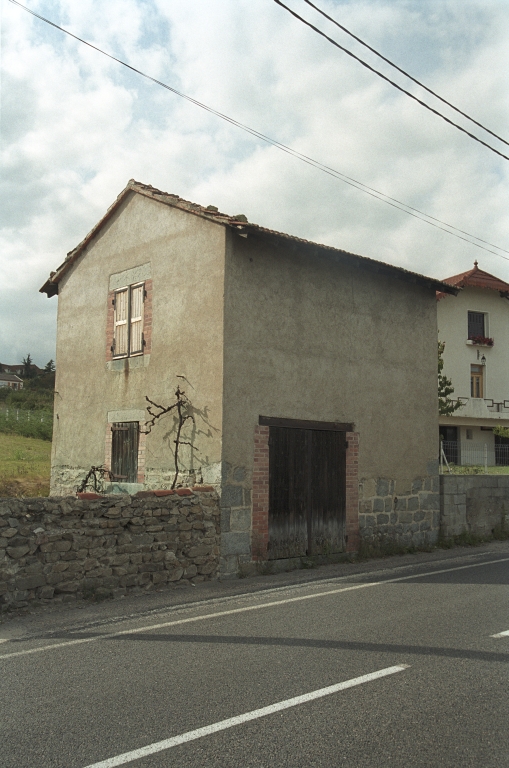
top-left (1, 545), bottom-right (508, 768)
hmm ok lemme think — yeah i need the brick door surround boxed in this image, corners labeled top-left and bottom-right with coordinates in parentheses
top-left (252, 424), bottom-right (359, 560)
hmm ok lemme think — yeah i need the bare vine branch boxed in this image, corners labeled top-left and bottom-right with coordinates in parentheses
top-left (142, 384), bottom-right (195, 488)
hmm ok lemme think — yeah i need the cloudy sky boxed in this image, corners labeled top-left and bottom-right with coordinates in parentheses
top-left (1, 0), bottom-right (508, 367)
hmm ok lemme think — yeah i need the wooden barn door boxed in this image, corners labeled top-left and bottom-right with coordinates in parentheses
top-left (268, 424), bottom-right (346, 559)
top-left (111, 422), bottom-right (139, 483)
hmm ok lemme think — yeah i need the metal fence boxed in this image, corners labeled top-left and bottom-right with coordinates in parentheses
top-left (0, 408), bottom-right (50, 424)
top-left (440, 440), bottom-right (509, 472)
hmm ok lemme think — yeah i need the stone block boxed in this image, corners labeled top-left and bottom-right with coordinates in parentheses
top-left (38, 586), bottom-right (54, 599)
top-left (377, 514), bottom-right (389, 525)
top-left (168, 567), bottom-right (184, 581)
top-left (184, 565), bottom-right (198, 578)
top-left (221, 532), bottom-right (250, 556)
top-left (372, 498), bottom-right (385, 513)
top-left (376, 479), bottom-right (390, 497)
top-left (230, 508), bottom-right (251, 532)
top-left (187, 545), bottom-right (212, 558)
top-left (221, 485), bottom-right (244, 508)
top-left (411, 479), bottom-right (422, 494)
top-left (16, 574), bottom-right (46, 590)
top-left (233, 467), bottom-right (246, 482)
top-left (6, 546), bottom-right (29, 560)
top-left (398, 511), bottom-right (413, 524)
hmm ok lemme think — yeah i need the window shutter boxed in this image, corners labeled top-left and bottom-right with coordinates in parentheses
top-left (113, 288), bottom-right (129, 357)
top-left (129, 283), bottom-right (144, 355)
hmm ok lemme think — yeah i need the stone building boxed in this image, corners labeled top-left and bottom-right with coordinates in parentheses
top-left (41, 180), bottom-right (456, 574)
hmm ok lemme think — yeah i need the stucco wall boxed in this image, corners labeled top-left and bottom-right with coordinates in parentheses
top-left (51, 192), bottom-right (225, 494)
top-left (219, 231), bottom-right (441, 569)
top-left (438, 286), bottom-right (509, 427)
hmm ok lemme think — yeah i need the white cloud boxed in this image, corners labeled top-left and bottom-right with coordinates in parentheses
top-left (0, 0), bottom-right (508, 366)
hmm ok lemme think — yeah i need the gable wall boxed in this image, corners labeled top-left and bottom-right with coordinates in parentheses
top-left (51, 193), bottom-right (226, 494)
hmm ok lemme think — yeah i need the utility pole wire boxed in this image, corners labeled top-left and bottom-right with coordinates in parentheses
top-left (303, 0), bottom-right (509, 148)
top-left (273, 0), bottom-right (509, 162)
top-left (7, 0), bottom-right (508, 260)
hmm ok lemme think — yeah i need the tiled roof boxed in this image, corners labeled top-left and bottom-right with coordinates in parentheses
top-left (436, 261), bottom-right (509, 300)
top-left (40, 180), bottom-right (458, 297)
top-left (0, 372), bottom-right (23, 382)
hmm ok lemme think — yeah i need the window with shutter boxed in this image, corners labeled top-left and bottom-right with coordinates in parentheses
top-left (129, 283), bottom-right (144, 355)
top-left (112, 283), bottom-right (145, 358)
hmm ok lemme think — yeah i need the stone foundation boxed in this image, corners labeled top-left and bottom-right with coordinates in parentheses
top-left (0, 488), bottom-right (220, 610)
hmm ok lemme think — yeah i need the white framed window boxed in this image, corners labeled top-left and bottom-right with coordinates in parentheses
top-left (112, 282), bottom-right (145, 358)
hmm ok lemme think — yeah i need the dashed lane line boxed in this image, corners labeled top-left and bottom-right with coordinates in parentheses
top-left (491, 629), bottom-right (509, 638)
top-left (82, 664), bottom-right (410, 768)
top-left (1, 555), bottom-right (508, 661)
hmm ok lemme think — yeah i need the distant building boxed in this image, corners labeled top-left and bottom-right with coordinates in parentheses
top-left (0, 373), bottom-right (23, 390)
top-left (437, 262), bottom-right (509, 466)
top-left (0, 363), bottom-right (44, 377)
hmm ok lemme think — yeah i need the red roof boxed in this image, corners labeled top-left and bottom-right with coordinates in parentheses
top-left (437, 261), bottom-right (509, 300)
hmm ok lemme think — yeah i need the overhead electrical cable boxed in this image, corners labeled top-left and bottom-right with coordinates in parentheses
top-left (8, 0), bottom-right (509, 260)
top-left (273, 0), bottom-right (509, 162)
top-left (302, 0), bottom-right (509, 148)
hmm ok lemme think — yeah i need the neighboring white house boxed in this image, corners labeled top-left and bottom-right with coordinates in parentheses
top-left (437, 261), bottom-right (509, 466)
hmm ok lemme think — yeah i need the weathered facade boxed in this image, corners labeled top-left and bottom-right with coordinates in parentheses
top-left (42, 180), bottom-right (456, 575)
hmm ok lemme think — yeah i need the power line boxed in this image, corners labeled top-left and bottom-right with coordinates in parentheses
top-left (273, 0), bottom-right (509, 162)
top-left (302, 0), bottom-right (509, 149)
top-left (7, 0), bottom-right (509, 260)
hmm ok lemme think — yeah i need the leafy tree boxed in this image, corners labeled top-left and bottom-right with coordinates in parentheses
top-left (44, 359), bottom-right (55, 373)
top-left (438, 341), bottom-right (462, 416)
top-left (494, 426), bottom-right (509, 438)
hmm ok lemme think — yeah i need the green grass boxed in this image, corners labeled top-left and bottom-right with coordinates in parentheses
top-left (443, 464), bottom-right (509, 475)
top-left (0, 434), bottom-right (51, 497)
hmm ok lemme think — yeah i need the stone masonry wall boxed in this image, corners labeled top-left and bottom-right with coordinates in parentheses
top-left (440, 475), bottom-right (509, 538)
top-left (219, 462), bottom-right (252, 577)
top-left (358, 461), bottom-right (441, 548)
top-left (0, 487), bottom-right (220, 611)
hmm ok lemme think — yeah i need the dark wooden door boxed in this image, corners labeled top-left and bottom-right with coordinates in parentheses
top-left (268, 426), bottom-right (346, 559)
top-left (111, 422), bottom-right (139, 483)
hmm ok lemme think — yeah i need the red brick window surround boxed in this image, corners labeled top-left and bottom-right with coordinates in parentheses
top-left (252, 426), bottom-right (359, 560)
top-left (104, 422), bottom-right (146, 484)
top-left (106, 279), bottom-right (152, 362)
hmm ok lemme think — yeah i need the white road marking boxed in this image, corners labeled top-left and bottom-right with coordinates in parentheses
top-left (1, 555), bottom-right (508, 662)
top-left (82, 664), bottom-right (409, 768)
top-left (491, 629), bottom-right (509, 638)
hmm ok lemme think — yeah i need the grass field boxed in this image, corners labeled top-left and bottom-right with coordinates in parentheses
top-left (0, 434), bottom-right (51, 497)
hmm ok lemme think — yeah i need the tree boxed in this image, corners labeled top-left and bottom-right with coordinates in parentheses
top-left (22, 353), bottom-right (35, 379)
top-left (44, 360), bottom-right (55, 373)
top-left (438, 341), bottom-right (462, 416)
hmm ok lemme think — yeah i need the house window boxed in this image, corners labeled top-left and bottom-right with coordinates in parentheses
top-left (112, 283), bottom-right (145, 358)
top-left (466, 429), bottom-right (473, 440)
top-left (470, 365), bottom-right (483, 398)
top-left (111, 422), bottom-right (139, 483)
top-left (468, 311), bottom-right (486, 339)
